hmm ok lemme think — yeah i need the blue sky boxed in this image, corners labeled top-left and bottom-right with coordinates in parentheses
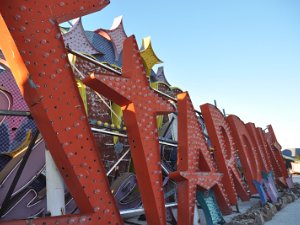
top-left (82, 0), bottom-right (300, 148)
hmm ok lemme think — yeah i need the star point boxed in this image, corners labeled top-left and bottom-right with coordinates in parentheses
top-left (98, 16), bottom-right (127, 61)
top-left (63, 18), bottom-right (102, 55)
top-left (83, 35), bottom-right (174, 225)
top-left (140, 36), bottom-right (163, 76)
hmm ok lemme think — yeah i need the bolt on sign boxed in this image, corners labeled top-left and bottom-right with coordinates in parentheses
top-left (0, 1), bottom-right (289, 225)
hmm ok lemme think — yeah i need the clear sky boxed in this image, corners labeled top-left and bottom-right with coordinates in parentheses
top-left (81, 0), bottom-right (300, 148)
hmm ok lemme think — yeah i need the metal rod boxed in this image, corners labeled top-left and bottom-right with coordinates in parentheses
top-left (194, 109), bottom-right (202, 116)
top-left (91, 127), bottom-right (179, 147)
top-left (67, 48), bottom-right (203, 118)
top-left (0, 110), bottom-right (31, 117)
top-left (162, 117), bottom-right (175, 138)
top-left (235, 203), bottom-right (240, 213)
top-left (70, 61), bottom-right (85, 79)
top-left (70, 59), bottom-right (123, 123)
top-left (120, 202), bottom-right (177, 216)
top-left (161, 163), bottom-right (170, 175)
top-left (94, 92), bottom-right (123, 122)
top-left (214, 100), bottom-right (217, 107)
top-left (153, 88), bottom-right (177, 102)
top-left (67, 21), bottom-right (73, 27)
top-left (104, 143), bottom-right (115, 146)
top-left (91, 127), bottom-right (127, 137)
top-left (89, 121), bottom-right (125, 132)
top-left (159, 139), bottom-right (178, 147)
top-left (0, 129), bottom-right (39, 217)
top-left (222, 108), bottom-right (226, 117)
top-left (67, 48), bottom-right (178, 102)
top-left (67, 48), bottom-right (122, 75)
top-left (106, 149), bottom-right (130, 176)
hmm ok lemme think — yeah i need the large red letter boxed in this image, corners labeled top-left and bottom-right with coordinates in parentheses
top-left (0, 1), bottom-right (124, 224)
top-left (83, 36), bottom-right (174, 225)
top-left (265, 125), bottom-right (288, 184)
top-left (227, 115), bottom-right (261, 194)
top-left (169, 92), bottom-right (223, 225)
top-left (246, 123), bottom-right (270, 173)
top-left (201, 104), bottom-right (249, 205)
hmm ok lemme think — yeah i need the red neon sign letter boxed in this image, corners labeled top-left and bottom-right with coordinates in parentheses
top-left (201, 104), bottom-right (249, 205)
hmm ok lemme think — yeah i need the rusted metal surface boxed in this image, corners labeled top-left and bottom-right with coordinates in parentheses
top-left (246, 123), bottom-right (269, 174)
top-left (265, 125), bottom-right (289, 184)
top-left (0, 1), bottom-right (124, 224)
top-left (256, 127), bottom-right (274, 173)
top-left (0, 1), bottom-right (290, 224)
top-left (84, 35), bottom-right (174, 225)
top-left (200, 103), bottom-right (250, 205)
top-left (227, 115), bottom-right (261, 194)
top-left (169, 92), bottom-right (222, 225)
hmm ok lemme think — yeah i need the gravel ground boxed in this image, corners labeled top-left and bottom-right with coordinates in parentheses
top-left (264, 175), bottom-right (300, 225)
top-left (124, 175), bottom-right (300, 224)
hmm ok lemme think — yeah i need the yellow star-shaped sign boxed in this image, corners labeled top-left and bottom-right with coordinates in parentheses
top-left (140, 36), bottom-right (162, 76)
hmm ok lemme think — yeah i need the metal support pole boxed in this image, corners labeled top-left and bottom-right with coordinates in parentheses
top-left (91, 127), bottom-right (127, 137)
top-left (235, 203), bottom-right (240, 213)
top-left (67, 47), bottom-right (122, 75)
top-left (193, 203), bottom-right (201, 225)
top-left (92, 127), bottom-right (178, 147)
top-left (214, 100), bottom-right (217, 107)
top-left (46, 149), bottom-right (65, 216)
top-left (120, 202), bottom-right (177, 219)
top-left (222, 108), bottom-right (226, 117)
top-left (106, 149), bottom-right (130, 176)
top-left (162, 116), bottom-right (175, 138)
top-left (161, 163), bottom-right (170, 175)
top-left (158, 139), bottom-right (177, 147)
top-left (0, 109), bottom-right (31, 117)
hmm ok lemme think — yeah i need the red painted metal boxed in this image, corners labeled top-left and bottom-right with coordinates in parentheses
top-left (227, 115), bottom-right (261, 194)
top-left (265, 125), bottom-right (288, 184)
top-left (0, 1), bottom-right (289, 223)
top-left (258, 125), bottom-right (289, 185)
top-left (83, 35), bottom-right (174, 225)
top-left (257, 127), bottom-right (281, 180)
top-left (169, 92), bottom-right (223, 225)
top-left (200, 104), bottom-right (250, 205)
top-left (255, 127), bottom-right (274, 173)
top-left (0, 1), bottom-right (125, 224)
top-left (246, 123), bottom-right (269, 173)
